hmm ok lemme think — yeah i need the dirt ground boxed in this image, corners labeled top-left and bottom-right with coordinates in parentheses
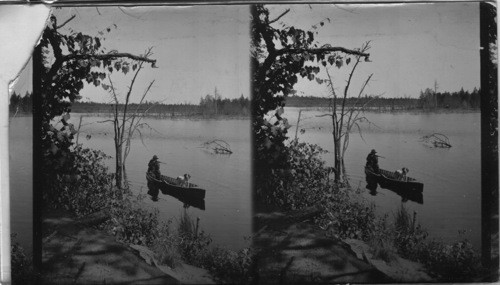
top-left (41, 210), bottom-right (214, 284)
top-left (253, 206), bottom-right (433, 284)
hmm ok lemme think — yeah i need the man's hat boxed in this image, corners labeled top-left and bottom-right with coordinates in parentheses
top-left (370, 149), bottom-right (377, 154)
top-left (152, 155), bottom-right (158, 160)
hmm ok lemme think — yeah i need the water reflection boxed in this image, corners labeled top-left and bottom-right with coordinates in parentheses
top-left (365, 173), bottom-right (424, 204)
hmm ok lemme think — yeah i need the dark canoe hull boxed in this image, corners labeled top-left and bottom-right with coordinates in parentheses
top-left (365, 167), bottom-right (424, 193)
top-left (146, 173), bottom-right (206, 200)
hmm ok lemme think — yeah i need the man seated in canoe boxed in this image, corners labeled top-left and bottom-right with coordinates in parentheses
top-left (147, 155), bottom-right (161, 179)
top-left (366, 149), bottom-right (380, 173)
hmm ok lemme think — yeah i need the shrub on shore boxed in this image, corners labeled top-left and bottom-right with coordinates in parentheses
top-left (258, 139), bottom-right (333, 210)
top-left (257, 139), bottom-right (377, 240)
top-left (43, 146), bottom-right (115, 216)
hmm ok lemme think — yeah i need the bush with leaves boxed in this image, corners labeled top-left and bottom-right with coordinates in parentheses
top-left (104, 194), bottom-right (161, 246)
top-left (319, 188), bottom-right (376, 240)
top-left (43, 145), bottom-right (114, 216)
top-left (258, 139), bottom-right (333, 209)
top-left (257, 138), bottom-right (377, 240)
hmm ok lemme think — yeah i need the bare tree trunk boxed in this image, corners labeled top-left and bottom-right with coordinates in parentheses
top-left (115, 142), bottom-right (123, 190)
top-left (294, 109), bottom-right (302, 140)
top-left (123, 164), bottom-right (128, 189)
top-left (75, 115), bottom-right (83, 145)
top-left (334, 136), bottom-right (342, 182)
top-left (323, 42), bottom-right (372, 184)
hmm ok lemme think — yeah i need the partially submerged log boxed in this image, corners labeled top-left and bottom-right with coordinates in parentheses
top-left (200, 139), bottom-right (233, 155)
top-left (420, 133), bottom-right (452, 148)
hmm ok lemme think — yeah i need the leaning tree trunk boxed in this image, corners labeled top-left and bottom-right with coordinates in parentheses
top-left (115, 141), bottom-right (123, 189)
top-left (123, 164), bottom-right (129, 189)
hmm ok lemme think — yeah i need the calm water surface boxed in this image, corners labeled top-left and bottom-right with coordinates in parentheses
top-left (10, 116), bottom-right (33, 252)
top-left (77, 115), bottom-right (252, 250)
top-left (9, 115), bottom-right (251, 251)
top-left (286, 107), bottom-right (481, 249)
top-left (9, 110), bottom-right (482, 251)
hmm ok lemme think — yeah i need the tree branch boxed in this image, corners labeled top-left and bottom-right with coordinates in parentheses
top-left (268, 9), bottom-right (290, 24)
top-left (56, 15), bottom-right (76, 29)
top-left (47, 52), bottom-right (157, 81)
top-left (276, 46), bottom-right (370, 60)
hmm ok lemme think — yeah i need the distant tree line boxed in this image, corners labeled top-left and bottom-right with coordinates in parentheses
top-left (419, 87), bottom-right (480, 109)
top-left (199, 92), bottom-right (250, 116)
top-left (9, 92), bottom-right (32, 114)
top-left (10, 87), bottom-right (477, 115)
top-left (68, 93), bottom-right (250, 118)
top-left (286, 87), bottom-right (480, 111)
top-left (286, 95), bottom-right (421, 111)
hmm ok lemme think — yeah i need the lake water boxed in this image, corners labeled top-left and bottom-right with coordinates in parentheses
top-left (9, 115), bottom-right (252, 251)
top-left (9, 110), bottom-right (482, 251)
top-left (9, 116), bottom-right (33, 252)
top-left (286, 107), bottom-right (482, 249)
top-left (75, 115), bottom-right (252, 250)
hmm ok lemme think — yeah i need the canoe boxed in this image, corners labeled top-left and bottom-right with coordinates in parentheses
top-left (146, 173), bottom-right (206, 200)
top-left (365, 173), bottom-right (423, 204)
top-left (365, 166), bottom-right (424, 193)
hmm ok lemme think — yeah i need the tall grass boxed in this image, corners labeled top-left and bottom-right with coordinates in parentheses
top-left (390, 204), bottom-right (481, 281)
top-left (174, 211), bottom-right (255, 284)
top-left (368, 216), bottom-right (398, 263)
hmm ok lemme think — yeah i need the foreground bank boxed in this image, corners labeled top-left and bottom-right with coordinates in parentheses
top-left (42, 209), bottom-right (213, 284)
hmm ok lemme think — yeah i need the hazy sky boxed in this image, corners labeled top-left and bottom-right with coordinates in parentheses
top-left (270, 3), bottom-right (480, 98)
top-left (15, 5), bottom-right (250, 104)
top-left (13, 3), bottom-right (480, 102)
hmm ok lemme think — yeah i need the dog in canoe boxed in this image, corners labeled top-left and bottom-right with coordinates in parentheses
top-left (176, 174), bottom-right (191, 188)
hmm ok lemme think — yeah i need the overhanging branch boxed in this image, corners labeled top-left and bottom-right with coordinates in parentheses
top-left (47, 52), bottom-right (157, 81)
top-left (276, 47), bottom-right (370, 60)
top-left (56, 15), bottom-right (76, 29)
top-left (268, 9), bottom-right (290, 24)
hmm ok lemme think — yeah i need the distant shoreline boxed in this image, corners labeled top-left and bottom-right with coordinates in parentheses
top-left (72, 112), bottom-right (251, 120)
top-left (9, 112), bottom-right (250, 120)
top-left (285, 106), bottom-right (481, 114)
top-left (9, 108), bottom-right (481, 120)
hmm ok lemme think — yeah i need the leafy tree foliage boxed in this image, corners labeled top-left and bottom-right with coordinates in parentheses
top-left (251, 4), bottom-right (370, 197)
top-left (35, 14), bottom-right (156, 192)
